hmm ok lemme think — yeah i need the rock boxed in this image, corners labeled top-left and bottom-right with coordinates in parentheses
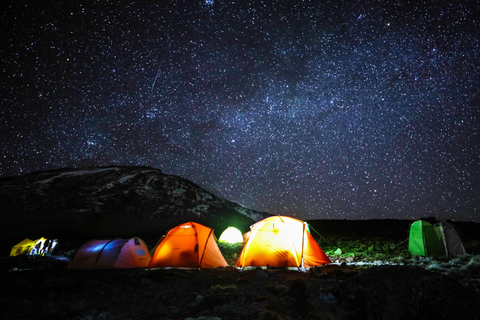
top-left (214, 303), bottom-right (231, 313)
top-left (196, 294), bottom-right (205, 304)
top-left (256, 269), bottom-right (269, 282)
top-left (167, 305), bottom-right (180, 315)
top-left (319, 292), bottom-right (337, 304)
top-left (236, 295), bottom-right (246, 306)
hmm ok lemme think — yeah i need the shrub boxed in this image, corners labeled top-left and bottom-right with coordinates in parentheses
top-left (217, 242), bottom-right (244, 265)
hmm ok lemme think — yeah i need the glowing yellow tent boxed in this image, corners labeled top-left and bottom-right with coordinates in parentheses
top-left (149, 222), bottom-right (228, 269)
top-left (10, 237), bottom-right (47, 256)
top-left (219, 226), bottom-right (244, 243)
top-left (68, 237), bottom-right (151, 269)
top-left (235, 216), bottom-right (330, 270)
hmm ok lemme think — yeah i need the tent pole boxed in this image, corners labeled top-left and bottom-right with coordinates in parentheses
top-left (197, 224), bottom-right (211, 269)
top-left (422, 224), bottom-right (428, 256)
top-left (439, 223), bottom-right (449, 257)
top-left (300, 222), bottom-right (306, 270)
top-left (96, 240), bottom-right (114, 264)
top-left (191, 222), bottom-right (203, 268)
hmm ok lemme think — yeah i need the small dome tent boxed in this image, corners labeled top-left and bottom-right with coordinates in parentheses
top-left (219, 226), bottom-right (244, 243)
top-left (10, 237), bottom-right (56, 256)
top-left (408, 220), bottom-right (466, 257)
top-left (68, 237), bottom-right (151, 269)
top-left (148, 222), bottom-right (228, 269)
top-left (235, 216), bottom-right (330, 270)
top-left (10, 238), bottom-right (38, 256)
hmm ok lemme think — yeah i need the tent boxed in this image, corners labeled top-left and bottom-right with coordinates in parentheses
top-left (10, 238), bottom-right (37, 256)
top-left (235, 216), bottom-right (330, 270)
top-left (435, 221), bottom-right (467, 257)
top-left (10, 237), bottom-right (51, 256)
top-left (219, 226), bottom-right (244, 243)
top-left (68, 237), bottom-right (151, 269)
top-left (148, 222), bottom-right (228, 269)
top-left (408, 220), bottom-right (466, 257)
top-left (408, 220), bottom-right (444, 257)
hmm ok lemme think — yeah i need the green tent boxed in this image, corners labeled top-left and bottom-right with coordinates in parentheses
top-left (408, 220), bottom-right (466, 257)
top-left (408, 220), bottom-right (445, 256)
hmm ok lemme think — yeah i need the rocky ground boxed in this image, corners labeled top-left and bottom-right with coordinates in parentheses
top-left (1, 252), bottom-right (480, 320)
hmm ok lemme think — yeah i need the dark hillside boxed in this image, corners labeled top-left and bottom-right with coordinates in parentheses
top-left (307, 219), bottom-right (412, 239)
top-left (0, 166), bottom-right (270, 252)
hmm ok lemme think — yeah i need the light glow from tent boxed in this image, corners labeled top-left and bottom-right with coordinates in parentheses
top-left (86, 243), bottom-right (107, 253)
top-left (219, 227), bottom-right (243, 244)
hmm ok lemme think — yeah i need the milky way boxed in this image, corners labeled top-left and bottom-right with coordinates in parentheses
top-left (2, 1), bottom-right (479, 221)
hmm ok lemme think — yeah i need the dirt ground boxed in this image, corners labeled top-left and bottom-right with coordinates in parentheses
top-left (1, 254), bottom-right (479, 320)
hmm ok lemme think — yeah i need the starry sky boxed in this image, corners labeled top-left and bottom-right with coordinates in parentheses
top-left (2, 1), bottom-right (480, 221)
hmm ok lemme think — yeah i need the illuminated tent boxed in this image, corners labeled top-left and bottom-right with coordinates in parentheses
top-left (408, 220), bottom-right (466, 257)
top-left (408, 220), bottom-right (444, 257)
top-left (149, 221), bottom-right (228, 269)
top-left (68, 237), bottom-right (151, 269)
top-left (219, 226), bottom-right (244, 243)
top-left (243, 231), bottom-right (250, 243)
top-left (235, 216), bottom-right (330, 270)
top-left (10, 237), bottom-right (48, 256)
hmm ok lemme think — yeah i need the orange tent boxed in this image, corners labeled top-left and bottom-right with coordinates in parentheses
top-left (235, 216), bottom-right (330, 270)
top-left (148, 222), bottom-right (228, 269)
top-left (68, 237), bottom-right (151, 269)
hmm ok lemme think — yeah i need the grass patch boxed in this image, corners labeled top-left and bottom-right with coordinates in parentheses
top-left (218, 241), bottom-right (244, 265)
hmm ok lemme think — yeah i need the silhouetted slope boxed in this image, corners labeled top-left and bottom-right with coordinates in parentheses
top-left (0, 166), bottom-right (270, 248)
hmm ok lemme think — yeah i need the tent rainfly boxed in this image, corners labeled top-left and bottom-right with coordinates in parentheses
top-left (408, 220), bottom-right (467, 257)
top-left (219, 226), bottom-right (244, 243)
top-left (68, 237), bottom-right (151, 269)
top-left (148, 221), bottom-right (228, 269)
top-left (235, 216), bottom-right (330, 270)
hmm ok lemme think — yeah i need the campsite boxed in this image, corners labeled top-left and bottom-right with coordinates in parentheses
top-left (1, 167), bottom-right (480, 319)
top-left (2, 218), bottom-right (480, 320)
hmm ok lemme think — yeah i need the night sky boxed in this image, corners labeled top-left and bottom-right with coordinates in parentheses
top-left (2, 1), bottom-right (480, 221)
